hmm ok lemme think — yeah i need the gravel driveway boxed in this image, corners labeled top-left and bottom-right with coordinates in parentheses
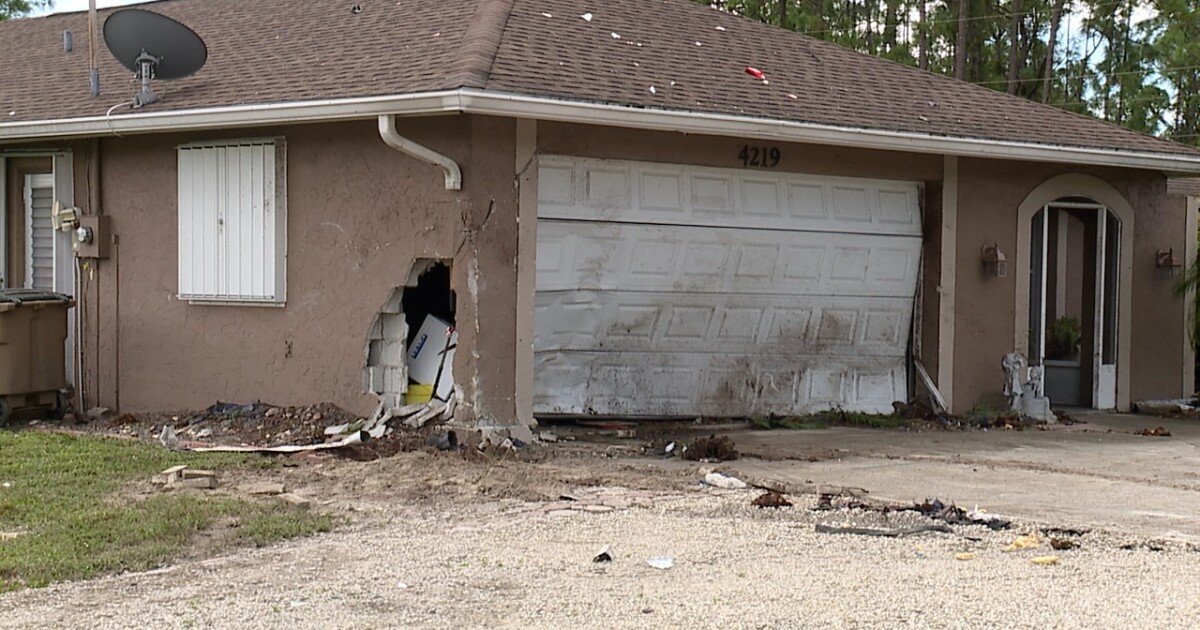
top-left (1, 450), bottom-right (1197, 629)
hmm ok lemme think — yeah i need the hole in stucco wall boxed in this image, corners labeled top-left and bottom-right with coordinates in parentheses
top-left (362, 259), bottom-right (456, 410)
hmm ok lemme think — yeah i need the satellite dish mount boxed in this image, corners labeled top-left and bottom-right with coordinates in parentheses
top-left (133, 51), bottom-right (161, 107)
top-left (103, 9), bottom-right (207, 109)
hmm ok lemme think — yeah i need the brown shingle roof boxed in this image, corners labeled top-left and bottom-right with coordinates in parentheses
top-left (1, 0), bottom-right (1196, 158)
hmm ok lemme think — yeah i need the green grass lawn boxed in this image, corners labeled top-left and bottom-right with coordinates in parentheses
top-left (0, 431), bottom-right (334, 593)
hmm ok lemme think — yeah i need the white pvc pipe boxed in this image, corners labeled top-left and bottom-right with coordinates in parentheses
top-left (377, 114), bottom-right (462, 191)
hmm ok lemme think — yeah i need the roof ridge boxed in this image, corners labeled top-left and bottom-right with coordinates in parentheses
top-left (449, 0), bottom-right (517, 88)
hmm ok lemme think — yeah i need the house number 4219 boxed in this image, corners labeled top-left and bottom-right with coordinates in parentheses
top-left (739, 145), bottom-right (781, 168)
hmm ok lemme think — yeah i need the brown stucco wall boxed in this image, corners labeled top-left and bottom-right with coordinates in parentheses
top-left (9, 116), bottom-right (1188, 423)
top-left (69, 115), bottom-right (520, 421)
top-left (955, 158), bottom-right (1189, 412)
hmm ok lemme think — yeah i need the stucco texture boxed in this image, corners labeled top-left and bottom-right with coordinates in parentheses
top-left (954, 158), bottom-right (1189, 412)
top-left (70, 115), bottom-right (519, 421)
top-left (19, 117), bottom-right (1188, 423)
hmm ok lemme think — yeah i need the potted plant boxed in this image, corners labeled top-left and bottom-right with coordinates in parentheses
top-left (1045, 317), bottom-right (1082, 361)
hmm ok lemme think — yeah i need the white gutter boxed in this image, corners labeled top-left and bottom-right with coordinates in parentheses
top-left (4, 87), bottom-right (1200, 174)
top-left (378, 114), bottom-right (462, 190)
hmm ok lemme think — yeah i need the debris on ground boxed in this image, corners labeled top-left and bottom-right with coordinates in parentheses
top-left (682, 435), bottom-right (738, 461)
top-left (593, 545), bottom-right (614, 563)
top-left (279, 493), bottom-right (312, 509)
top-left (1041, 526), bottom-right (1090, 537)
top-left (914, 498), bottom-right (1012, 530)
top-left (1135, 426), bottom-right (1172, 437)
top-left (702, 471), bottom-right (748, 490)
top-left (646, 557), bottom-right (674, 570)
top-left (1031, 555), bottom-right (1060, 565)
top-left (1050, 538), bottom-right (1079, 550)
top-left (151, 465), bottom-right (218, 490)
top-left (751, 491), bottom-right (792, 508)
top-left (1133, 398), bottom-right (1200, 417)
top-left (1004, 534), bottom-right (1041, 552)
top-left (424, 430), bottom-right (458, 451)
top-left (815, 524), bottom-right (955, 538)
top-left (954, 552), bottom-right (976, 561)
top-left (240, 482), bottom-right (287, 496)
top-left (97, 401), bottom-right (363, 448)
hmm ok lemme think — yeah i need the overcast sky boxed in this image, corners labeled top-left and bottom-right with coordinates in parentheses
top-left (35, 0), bottom-right (152, 15)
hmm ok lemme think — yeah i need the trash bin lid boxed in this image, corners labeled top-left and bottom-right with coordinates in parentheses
top-left (0, 289), bottom-right (73, 305)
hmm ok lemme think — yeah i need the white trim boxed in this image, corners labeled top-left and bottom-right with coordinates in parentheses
top-left (0, 156), bottom-right (6, 288)
top-left (24, 173), bottom-right (54, 290)
top-left (1186, 196), bottom-right (1198, 394)
top-left (1016, 175), bottom-right (1135, 411)
top-left (937, 156), bottom-right (957, 411)
top-left (3, 88), bottom-right (1200, 173)
top-left (51, 153), bottom-right (77, 388)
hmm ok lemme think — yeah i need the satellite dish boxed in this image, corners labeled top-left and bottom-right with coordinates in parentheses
top-left (103, 9), bottom-right (207, 108)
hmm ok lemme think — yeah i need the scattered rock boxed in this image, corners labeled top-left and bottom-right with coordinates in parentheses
top-left (1136, 426), bottom-right (1172, 437)
top-left (1003, 534), bottom-right (1041, 552)
top-left (646, 557), bottom-right (674, 570)
top-left (1031, 555), bottom-right (1060, 566)
top-left (593, 545), bottom-right (614, 563)
top-left (703, 471), bottom-right (748, 490)
top-left (955, 552), bottom-right (976, 561)
top-left (1050, 538), bottom-right (1079, 550)
top-left (179, 476), bottom-right (218, 490)
top-left (241, 482), bottom-right (287, 496)
top-left (751, 491), bottom-right (792, 508)
top-left (279, 493), bottom-right (312, 509)
top-left (682, 435), bottom-right (738, 462)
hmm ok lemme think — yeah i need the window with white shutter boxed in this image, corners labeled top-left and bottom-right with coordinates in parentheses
top-left (177, 139), bottom-right (286, 305)
top-left (24, 174), bottom-right (56, 291)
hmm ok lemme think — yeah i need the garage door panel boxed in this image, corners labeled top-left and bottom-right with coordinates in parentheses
top-left (533, 352), bottom-right (906, 416)
top-left (535, 291), bottom-right (913, 356)
top-left (539, 156), bottom-right (922, 236)
top-left (535, 157), bottom-right (921, 417)
top-left (536, 220), bottom-right (918, 296)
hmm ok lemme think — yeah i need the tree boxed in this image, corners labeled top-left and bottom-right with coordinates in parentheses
top-left (0, 0), bottom-right (52, 20)
top-left (1041, 0), bottom-right (1066, 103)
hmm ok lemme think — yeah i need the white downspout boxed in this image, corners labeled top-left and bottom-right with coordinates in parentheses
top-left (378, 114), bottom-right (462, 191)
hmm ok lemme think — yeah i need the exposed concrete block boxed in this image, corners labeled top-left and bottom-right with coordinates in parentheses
top-left (368, 366), bottom-right (385, 394)
top-left (384, 367), bottom-right (407, 394)
top-left (241, 482), bottom-right (287, 496)
top-left (378, 340), bottom-right (407, 367)
top-left (382, 292), bottom-right (403, 314)
top-left (369, 319), bottom-right (384, 340)
top-left (381, 314), bottom-right (407, 341)
top-left (367, 339), bottom-right (383, 366)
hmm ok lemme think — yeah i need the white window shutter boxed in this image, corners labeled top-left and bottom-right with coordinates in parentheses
top-left (178, 139), bottom-right (286, 304)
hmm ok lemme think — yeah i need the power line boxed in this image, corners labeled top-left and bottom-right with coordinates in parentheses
top-left (971, 64), bottom-right (1200, 86)
top-left (792, 0), bottom-right (1134, 38)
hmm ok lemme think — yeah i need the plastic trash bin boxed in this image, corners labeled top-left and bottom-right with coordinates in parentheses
top-left (0, 289), bottom-right (74, 424)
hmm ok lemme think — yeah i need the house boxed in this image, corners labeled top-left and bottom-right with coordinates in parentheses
top-left (2, 0), bottom-right (1198, 436)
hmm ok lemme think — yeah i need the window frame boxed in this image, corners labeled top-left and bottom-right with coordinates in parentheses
top-left (176, 137), bottom-right (287, 307)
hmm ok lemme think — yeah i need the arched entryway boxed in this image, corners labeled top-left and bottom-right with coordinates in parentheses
top-left (1016, 175), bottom-right (1134, 411)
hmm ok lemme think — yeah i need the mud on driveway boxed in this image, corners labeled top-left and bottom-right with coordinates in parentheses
top-left (4, 428), bottom-right (1200, 629)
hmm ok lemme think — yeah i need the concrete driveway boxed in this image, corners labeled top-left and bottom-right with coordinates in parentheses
top-left (715, 411), bottom-right (1200, 541)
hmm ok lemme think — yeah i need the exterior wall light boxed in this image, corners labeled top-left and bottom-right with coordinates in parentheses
top-left (1156, 248), bottom-right (1182, 279)
top-left (982, 244), bottom-right (1008, 278)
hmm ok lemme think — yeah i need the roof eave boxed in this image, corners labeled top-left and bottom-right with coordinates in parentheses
top-left (3, 87), bottom-right (1199, 174)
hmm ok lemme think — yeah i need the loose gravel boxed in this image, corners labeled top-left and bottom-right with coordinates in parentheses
top-left (2, 485), bottom-right (1197, 629)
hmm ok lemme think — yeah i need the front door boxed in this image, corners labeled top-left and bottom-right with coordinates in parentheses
top-left (1029, 202), bottom-right (1120, 409)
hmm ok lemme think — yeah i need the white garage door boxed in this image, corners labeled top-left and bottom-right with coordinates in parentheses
top-left (534, 157), bottom-right (922, 417)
